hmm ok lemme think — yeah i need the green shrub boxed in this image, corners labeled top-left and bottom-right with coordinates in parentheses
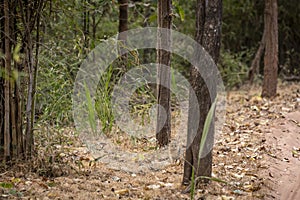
top-left (219, 49), bottom-right (253, 89)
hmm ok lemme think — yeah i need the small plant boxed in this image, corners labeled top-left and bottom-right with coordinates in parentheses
top-left (189, 99), bottom-right (227, 199)
top-left (95, 64), bottom-right (115, 134)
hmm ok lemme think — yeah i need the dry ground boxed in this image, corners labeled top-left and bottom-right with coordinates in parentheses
top-left (0, 82), bottom-right (299, 199)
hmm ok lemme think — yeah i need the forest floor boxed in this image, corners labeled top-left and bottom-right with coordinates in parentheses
top-left (0, 82), bottom-right (299, 200)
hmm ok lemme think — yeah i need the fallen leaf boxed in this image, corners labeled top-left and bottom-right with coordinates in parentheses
top-left (145, 184), bottom-right (160, 190)
top-left (114, 188), bottom-right (129, 195)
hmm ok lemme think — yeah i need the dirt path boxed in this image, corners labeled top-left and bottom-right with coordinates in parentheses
top-left (263, 111), bottom-right (300, 199)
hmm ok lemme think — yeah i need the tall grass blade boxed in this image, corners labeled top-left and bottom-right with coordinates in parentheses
top-left (190, 99), bottom-right (216, 200)
top-left (84, 82), bottom-right (97, 135)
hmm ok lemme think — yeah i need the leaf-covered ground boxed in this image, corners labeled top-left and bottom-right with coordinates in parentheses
top-left (0, 82), bottom-right (299, 199)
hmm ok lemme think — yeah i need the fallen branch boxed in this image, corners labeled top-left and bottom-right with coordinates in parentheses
top-left (283, 75), bottom-right (300, 82)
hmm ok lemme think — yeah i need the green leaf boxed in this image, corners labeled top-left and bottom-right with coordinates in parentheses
top-left (190, 100), bottom-right (216, 199)
top-left (190, 168), bottom-right (195, 199)
top-left (13, 43), bottom-right (22, 63)
top-left (177, 5), bottom-right (185, 21)
top-left (198, 100), bottom-right (216, 161)
top-left (0, 182), bottom-right (14, 189)
top-left (148, 13), bottom-right (157, 23)
top-left (173, 0), bottom-right (185, 22)
top-left (47, 181), bottom-right (57, 187)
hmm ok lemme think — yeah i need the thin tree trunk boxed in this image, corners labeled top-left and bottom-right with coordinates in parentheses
top-left (20, 0), bottom-right (44, 159)
top-left (11, 0), bottom-right (18, 158)
top-left (118, 0), bottom-right (128, 41)
top-left (143, 5), bottom-right (151, 64)
top-left (0, 1), bottom-right (3, 153)
top-left (92, 9), bottom-right (96, 40)
top-left (16, 72), bottom-right (23, 157)
top-left (82, 0), bottom-right (90, 52)
top-left (32, 4), bottom-right (41, 147)
top-left (23, 1), bottom-right (34, 158)
top-left (11, 84), bottom-right (17, 157)
top-left (249, 30), bottom-right (266, 84)
top-left (4, 0), bottom-right (11, 160)
top-left (25, 35), bottom-right (34, 158)
top-left (183, 0), bottom-right (222, 185)
top-left (156, 0), bottom-right (172, 147)
top-left (118, 0), bottom-right (128, 67)
top-left (262, 0), bottom-right (278, 98)
top-left (183, 0), bottom-right (205, 184)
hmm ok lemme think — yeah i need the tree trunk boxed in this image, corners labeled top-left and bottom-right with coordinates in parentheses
top-left (117, 0), bottom-right (128, 72)
top-left (82, 0), bottom-right (90, 52)
top-left (4, 0), bottom-right (11, 160)
top-left (11, 0), bottom-right (19, 158)
top-left (249, 30), bottom-right (266, 84)
top-left (262, 0), bottom-right (278, 98)
top-left (118, 0), bottom-right (128, 61)
top-left (24, 31), bottom-right (34, 158)
top-left (0, 0), bottom-right (45, 162)
top-left (183, 0), bottom-right (222, 185)
top-left (91, 5), bottom-right (96, 40)
top-left (143, 4), bottom-right (152, 64)
top-left (118, 0), bottom-right (128, 41)
top-left (156, 0), bottom-right (172, 147)
top-left (23, 0), bottom-right (44, 158)
top-left (0, 0), bottom-right (4, 158)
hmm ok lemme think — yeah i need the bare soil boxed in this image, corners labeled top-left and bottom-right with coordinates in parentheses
top-left (262, 111), bottom-right (300, 199)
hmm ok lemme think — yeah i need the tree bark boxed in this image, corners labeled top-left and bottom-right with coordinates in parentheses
top-left (183, 0), bottom-right (222, 185)
top-left (0, 0), bottom-right (4, 157)
top-left (262, 0), bottom-right (278, 98)
top-left (117, 0), bottom-right (128, 72)
top-left (11, 0), bottom-right (19, 158)
top-left (249, 30), bottom-right (266, 84)
top-left (118, 0), bottom-right (128, 41)
top-left (4, 0), bottom-right (11, 160)
top-left (156, 0), bottom-right (172, 147)
top-left (24, 32), bottom-right (34, 158)
top-left (82, 0), bottom-right (90, 52)
top-left (143, 4), bottom-right (152, 64)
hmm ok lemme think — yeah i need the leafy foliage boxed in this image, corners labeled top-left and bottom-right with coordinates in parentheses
top-left (220, 49), bottom-right (253, 89)
top-left (33, 0), bottom-right (300, 126)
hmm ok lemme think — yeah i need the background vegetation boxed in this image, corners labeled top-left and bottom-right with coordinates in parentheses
top-left (34, 0), bottom-right (299, 127)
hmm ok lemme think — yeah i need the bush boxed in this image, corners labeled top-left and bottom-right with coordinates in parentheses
top-left (219, 49), bottom-right (253, 89)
